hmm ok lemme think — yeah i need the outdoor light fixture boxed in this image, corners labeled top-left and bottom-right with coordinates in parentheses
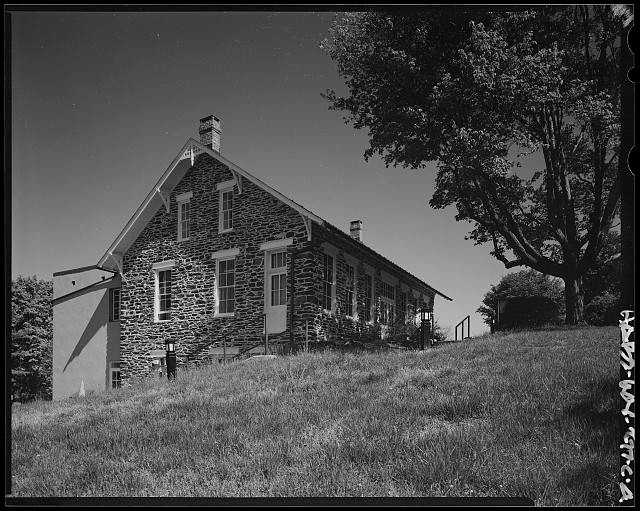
top-left (419, 306), bottom-right (434, 350)
top-left (165, 339), bottom-right (177, 380)
top-left (420, 307), bottom-right (433, 323)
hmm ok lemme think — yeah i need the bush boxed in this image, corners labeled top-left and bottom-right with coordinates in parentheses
top-left (478, 269), bottom-right (564, 329)
top-left (584, 292), bottom-right (620, 326)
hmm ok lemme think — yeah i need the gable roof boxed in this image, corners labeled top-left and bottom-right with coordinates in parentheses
top-left (96, 138), bottom-right (452, 301)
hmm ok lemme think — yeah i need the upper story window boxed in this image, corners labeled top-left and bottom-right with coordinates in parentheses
top-left (345, 263), bottom-right (356, 317)
top-left (109, 288), bottom-right (121, 322)
top-left (217, 180), bottom-right (235, 233)
top-left (321, 253), bottom-right (334, 312)
top-left (217, 258), bottom-right (236, 315)
top-left (176, 192), bottom-right (192, 241)
top-left (380, 281), bottom-right (395, 301)
top-left (153, 260), bottom-right (175, 322)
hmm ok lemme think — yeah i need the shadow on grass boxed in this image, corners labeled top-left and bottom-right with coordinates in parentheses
top-left (559, 460), bottom-right (617, 506)
top-left (560, 374), bottom-right (619, 452)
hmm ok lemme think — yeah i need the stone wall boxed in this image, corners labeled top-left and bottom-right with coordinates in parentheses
top-left (119, 153), bottom-right (308, 382)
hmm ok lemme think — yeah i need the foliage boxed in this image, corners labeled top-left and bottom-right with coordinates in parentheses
top-left (322, 7), bottom-right (627, 324)
top-left (12, 326), bottom-right (620, 504)
top-left (581, 229), bottom-right (621, 305)
top-left (432, 319), bottom-right (450, 343)
top-left (477, 269), bottom-right (564, 327)
top-left (495, 296), bottom-right (562, 331)
top-left (584, 292), bottom-right (620, 326)
top-left (11, 276), bottom-right (53, 402)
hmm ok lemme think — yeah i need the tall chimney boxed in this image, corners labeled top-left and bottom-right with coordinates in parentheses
top-left (350, 220), bottom-right (362, 242)
top-left (199, 114), bottom-right (222, 153)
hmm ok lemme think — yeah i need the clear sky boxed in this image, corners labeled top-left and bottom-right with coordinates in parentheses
top-left (11, 10), bottom-right (527, 337)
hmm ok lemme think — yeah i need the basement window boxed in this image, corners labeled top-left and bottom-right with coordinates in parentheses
top-left (109, 361), bottom-right (121, 389)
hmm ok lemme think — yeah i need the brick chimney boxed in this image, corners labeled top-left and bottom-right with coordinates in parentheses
top-left (199, 114), bottom-right (222, 153)
top-left (350, 220), bottom-right (362, 242)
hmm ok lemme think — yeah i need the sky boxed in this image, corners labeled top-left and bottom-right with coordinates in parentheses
top-left (11, 10), bottom-right (530, 338)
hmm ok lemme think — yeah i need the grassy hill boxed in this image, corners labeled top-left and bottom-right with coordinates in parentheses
top-left (11, 326), bottom-right (621, 504)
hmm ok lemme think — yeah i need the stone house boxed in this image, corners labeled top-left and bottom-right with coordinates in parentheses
top-left (52, 115), bottom-right (452, 400)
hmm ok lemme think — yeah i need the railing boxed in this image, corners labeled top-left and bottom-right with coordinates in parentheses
top-left (455, 315), bottom-right (471, 341)
top-left (229, 341), bottom-right (267, 363)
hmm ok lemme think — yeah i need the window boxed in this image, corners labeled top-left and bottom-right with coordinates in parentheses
top-left (217, 258), bottom-right (235, 315)
top-left (109, 288), bottom-right (121, 322)
top-left (345, 264), bottom-right (356, 317)
top-left (380, 281), bottom-right (395, 301)
top-left (151, 356), bottom-right (166, 378)
top-left (399, 291), bottom-right (407, 324)
top-left (157, 270), bottom-right (172, 321)
top-left (178, 201), bottom-right (191, 240)
top-left (364, 273), bottom-right (373, 322)
top-left (109, 361), bottom-right (121, 389)
top-left (219, 189), bottom-right (233, 232)
top-left (153, 260), bottom-right (175, 322)
top-left (380, 280), bottom-right (395, 326)
top-left (407, 295), bottom-right (416, 325)
top-left (412, 296), bottom-right (420, 325)
top-left (176, 191), bottom-right (192, 241)
top-left (380, 301), bottom-right (395, 326)
top-left (269, 250), bottom-right (287, 306)
top-left (322, 253), bottom-right (334, 311)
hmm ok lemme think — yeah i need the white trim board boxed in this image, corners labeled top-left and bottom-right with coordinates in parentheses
top-left (176, 191), bottom-right (193, 202)
top-left (211, 247), bottom-right (240, 259)
top-left (216, 179), bottom-right (236, 191)
top-left (152, 260), bottom-right (175, 270)
top-left (259, 238), bottom-right (293, 251)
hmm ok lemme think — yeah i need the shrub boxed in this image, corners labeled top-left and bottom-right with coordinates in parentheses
top-left (584, 292), bottom-right (620, 326)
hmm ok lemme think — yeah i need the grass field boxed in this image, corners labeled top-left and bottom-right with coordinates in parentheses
top-left (11, 326), bottom-right (621, 504)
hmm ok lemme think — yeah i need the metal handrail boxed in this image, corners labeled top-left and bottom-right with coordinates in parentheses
top-left (455, 315), bottom-right (471, 341)
top-left (228, 340), bottom-right (267, 363)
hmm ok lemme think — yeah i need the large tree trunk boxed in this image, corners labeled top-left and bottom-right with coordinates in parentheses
top-left (564, 273), bottom-right (585, 325)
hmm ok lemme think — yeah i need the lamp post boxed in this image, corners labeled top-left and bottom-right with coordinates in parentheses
top-left (165, 339), bottom-right (176, 380)
top-left (419, 306), bottom-right (433, 350)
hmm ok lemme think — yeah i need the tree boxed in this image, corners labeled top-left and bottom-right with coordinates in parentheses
top-left (477, 269), bottom-right (565, 328)
top-left (11, 276), bottom-right (53, 401)
top-left (322, 6), bottom-right (626, 323)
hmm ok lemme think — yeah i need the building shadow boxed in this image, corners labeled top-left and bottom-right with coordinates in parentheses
top-left (63, 291), bottom-right (108, 372)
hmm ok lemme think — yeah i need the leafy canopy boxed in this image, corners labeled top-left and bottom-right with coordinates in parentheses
top-left (11, 275), bottom-right (53, 401)
top-left (322, 7), bottom-right (625, 323)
